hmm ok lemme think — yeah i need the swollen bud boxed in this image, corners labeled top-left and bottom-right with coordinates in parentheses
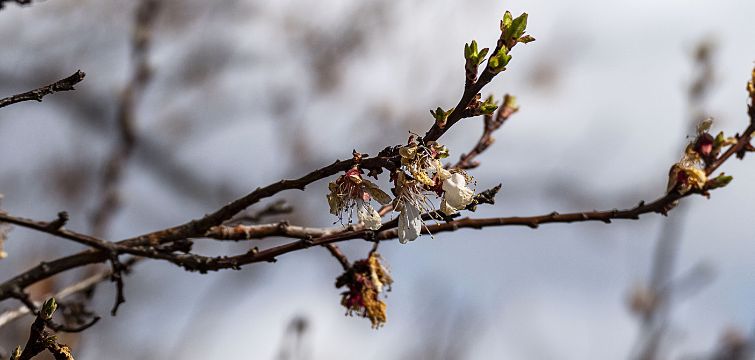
top-left (431, 107), bottom-right (452, 129)
top-left (518, 35), bottom-right (536, 44)
top-left (479, 95), bottom-right (498, 115)
top-left (41, 297), bottom-right (57, 320)
top-left (488, 47), bottom-right (512, 73)
top-left (708, 173), bottom-right (733, 190)
top-left (500, 11), bottom-right (513, 32)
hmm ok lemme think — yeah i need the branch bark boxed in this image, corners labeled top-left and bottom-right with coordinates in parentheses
top-left (0, 71), bottom-right (85, 109)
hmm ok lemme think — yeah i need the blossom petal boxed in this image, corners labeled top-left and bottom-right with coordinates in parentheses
top-left (362, 179), bottom-right (392, 205)
top-left (685, 167), bottom-right (707, 190)
top-left (441, 173), bottom-right (475, 215)
top-left (358, 203), bottom-right (383, 230)
top-left (326, 193), bottom-right (341, 215)
top-left (398, 202), bottom-right (422, 243)
top-left (433, 160), bottom-right (452, 181)
top-left (440, 198), bottom-right (456, 215)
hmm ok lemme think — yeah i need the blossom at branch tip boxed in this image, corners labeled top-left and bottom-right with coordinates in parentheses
top-left (667, 119), bottom-right (715, 194)
top-left (440, 172), bottom-right (475, 215)
top-left (667, 164), bottom-right (707, 194)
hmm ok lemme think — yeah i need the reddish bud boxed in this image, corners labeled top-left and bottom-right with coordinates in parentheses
top-left (695, 133), bottom-right (714, 157)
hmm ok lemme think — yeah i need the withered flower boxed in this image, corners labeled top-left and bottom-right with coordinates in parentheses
top-left (393, 139), bottom-right (477, 242)
top-left (667, 119), bottom-right (712, 194)
top-left (667, 163), bottom-right (707, 195)
top-left (327, 167), bottom-right (391, 230)
top-left (335, 253), bottom-right (393, 328)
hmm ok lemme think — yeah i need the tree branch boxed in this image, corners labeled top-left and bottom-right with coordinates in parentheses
top-left (123, 154), bottom-right (399, 248)
top-left (453, 94), bottom-right (518, 169)
top-left (0, 211), bottom-right (115, 251)
top-left (0, 111), bottom-right (751, 299)
top-left (0, 0), bottom-right (32, 10)
top-left (0, 71), bottom-right (85, 109)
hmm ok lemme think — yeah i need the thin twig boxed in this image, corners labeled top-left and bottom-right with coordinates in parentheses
top-left (453, 94), bottom-right (518, 169)
top-left (8, 291), bottom-right (98, 334)
top-left (0, 71), bottom-right (85, 109)
top-left (14, 298), bottom-right (76, 360)
top-left (94, 183), bottom-right (734, 274)
top-left (0, 211), bottom-right (115, 252)
top-left (222, 200), bottom-right (294, 226)
top-left (324, 244), bottom-right (350, 270)
top-left (423, 28), bottom-right (530, 142)
top-left (123, 154), bottom-right (398, 247)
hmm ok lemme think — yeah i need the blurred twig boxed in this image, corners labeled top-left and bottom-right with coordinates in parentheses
top-left (630, 39), bottom-right (720, 360)
top-left (708, 328), bottom-right (755, 360)
top-left (90, 0), bottom-right (160, 238)
top-left (275, 316), bottom-right (310, 360)
top-left (222, 200), bottom-right (294, 226)
top-left (84, 0), bottom-right (160, 318)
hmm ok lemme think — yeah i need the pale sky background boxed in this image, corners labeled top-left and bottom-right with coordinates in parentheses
top-left (0, 0), bottom-right (754, 359)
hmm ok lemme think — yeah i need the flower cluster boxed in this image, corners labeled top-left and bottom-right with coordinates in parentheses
top-left (325, 141), bottom-right (477, 243)
top-left (393, 139), bottom-right (475, 243)
top-left (335, 253), bottom-right (393, 328)
top-left (326, 166), bottom-right (391, 230)
top-left (667, 119), bottom-right (736, 194)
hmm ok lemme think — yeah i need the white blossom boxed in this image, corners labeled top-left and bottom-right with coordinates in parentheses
top-left (357, 201), bottom-right (382, 230)
top-left (327, 167), bottom-right (390, 228)
top-left (440, 173), bottom-right (474, 215)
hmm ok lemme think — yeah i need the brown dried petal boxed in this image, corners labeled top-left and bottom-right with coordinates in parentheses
top-left (362, 179), bottom-right (392, 205)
